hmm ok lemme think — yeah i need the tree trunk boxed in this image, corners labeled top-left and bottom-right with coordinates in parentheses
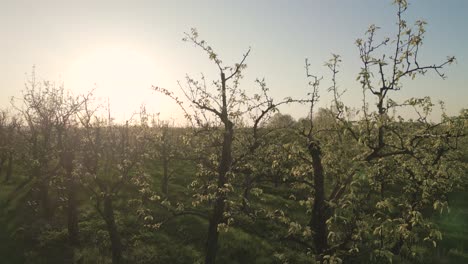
top-left (308, 141), bottom-right (328, 259)
top-left (205, 121), bottom-right (233, 264)
top-left (58, 129), bottom-right (80, 245)
top-left (103, 196), bottom-right (123, 264)
top-left (241, 174), bottom-right (251, 213)
top-left (67, 180), bottom-right (79, 245)
top-left (205, 196), bottom-right (225, 264)
top-left (64, 151), bottom-right (79, 246)
top-left (5, 153), bottom-right (13, 182)
top-left (33, 134), bottom-right (52, 220)
top-left (39, 177), bottom-right (52, 220)
top-left (161, 157), bottom-right (169, 196)
top-left (274, 172), bottom-right (279, 188)
top-left (0, 158), bottom-right (4, 179)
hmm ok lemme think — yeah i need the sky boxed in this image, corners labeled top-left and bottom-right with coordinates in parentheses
top-left (0, 0), bottom-right (467, 122)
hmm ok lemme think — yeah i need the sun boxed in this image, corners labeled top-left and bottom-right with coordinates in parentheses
top-left (64, 45), bottom-right (160, 121)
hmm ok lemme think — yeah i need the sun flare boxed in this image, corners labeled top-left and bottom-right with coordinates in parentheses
top-left (64, 45), bottom-right (160, 121)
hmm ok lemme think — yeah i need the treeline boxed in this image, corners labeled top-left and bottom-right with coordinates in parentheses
top-left (1, 1), bottom-right (468, 264)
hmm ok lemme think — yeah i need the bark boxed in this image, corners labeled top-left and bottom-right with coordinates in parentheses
top-left (64, 151), bottom-right (79, 246)
top-left (0, 158), bottom-right (4, 179)
top-left (34, 133), bottom-right (52, 220)
top-left (67, 180), bottom-right (79, 246)
top-left (308, 141), bottom-right (328, 259)
top-left (5, 153), bottom-right (13, 182)
top-left (274, 173), bottom-right (280, 188)
top-left (39, 178), bottom-right (52, 220)
top-left (205, 72), bottom-right (234, 264)
top-left (103, 196), bottom-right (123, 264)
top-left (158, 125), bottom-right (171, 196)
top-left (205, 123), bottom-right (233, 264)
top-left (56, 127), bottom-right (80, 245)
top-left (241, 174), bottom-right (251, 212)
top-left (162, 158), bottom-right (169, 196)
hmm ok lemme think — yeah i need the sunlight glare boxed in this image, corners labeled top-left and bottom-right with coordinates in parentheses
top-left (64, 45), bottom-right (161, 122)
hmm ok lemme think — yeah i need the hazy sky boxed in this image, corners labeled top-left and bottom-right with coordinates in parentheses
top-left (1, 0), bottom-right (467, 122)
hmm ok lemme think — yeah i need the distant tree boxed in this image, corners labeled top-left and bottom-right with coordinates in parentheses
top-left (267, 113), bottom-right (296, 129)
top-left (77, 104), bottom-right (149, 264)
top-left (9, 69), bottom-right (88, 251)
top-left (0, 110), bottom-right (8, 178)
top-left (52, 91), bottom-right (89, 246)
top-left (0, 110), bottom-right (19, 183)
top-left (148, 117), bottom-right (186, 197)
top-left (11, 70), bottom-right (83, 221)
top-left (12, 76), bottom-right (55, 220)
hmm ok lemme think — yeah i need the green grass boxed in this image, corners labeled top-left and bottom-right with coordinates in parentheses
top-left (1, 160), bottom-right (467, 263)
top-left (428, 191), bottom-right (468, 263)
top-left (0, 180), bottom-right (27, 263)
